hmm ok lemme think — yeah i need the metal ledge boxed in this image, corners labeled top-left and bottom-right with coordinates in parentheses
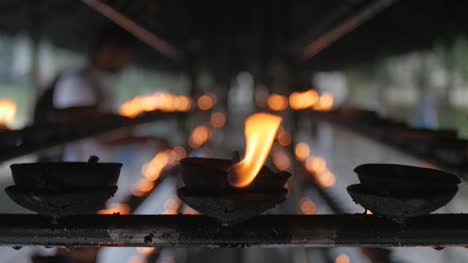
top-left (0, 214), bottom-right (467, 248)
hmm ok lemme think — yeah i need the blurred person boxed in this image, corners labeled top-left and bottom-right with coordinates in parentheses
top-left (33, 27), bottom-right (133, 161)
top-left (34, 27), bottom-right (168, 161)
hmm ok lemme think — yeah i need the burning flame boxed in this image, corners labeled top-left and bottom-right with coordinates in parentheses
top-left (289, 90), bottom-right (319, 110)
top-left (228, 113), bottom-right (282, 188)
top-left (313, 92), bottom-right (334, 112)
top-left (119, 92), bottom-right (192, 118)
top-left (267, 94), bottom-right (288, 112)
top-left (0, 99), bottom-right (16, 127)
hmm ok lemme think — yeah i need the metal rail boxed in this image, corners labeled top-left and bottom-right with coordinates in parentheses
top-left (308, 111), bottom-right (468, 177)
top-left (0, 112), bottom-right (186, 162)
top-left (1, 214), bottom-right (468, 248)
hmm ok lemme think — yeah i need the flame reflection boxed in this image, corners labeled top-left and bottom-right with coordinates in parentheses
top-left (228, 113), bottom-right (282, 188)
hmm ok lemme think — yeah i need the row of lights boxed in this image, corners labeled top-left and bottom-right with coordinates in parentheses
top-left (132, 147), bottom-right (186, 197)
top-left (294, 142), bottom-right (337, 188)
top-left (267, 90), bottom-right (334, 112)
top-left (119, 92), bottom-right (193, 118)
top-left (188, 111), bottom-right (227, 149)
top-left (119, 91), bottom-right (217, 119)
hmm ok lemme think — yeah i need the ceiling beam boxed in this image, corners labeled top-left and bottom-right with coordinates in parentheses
top-left (81, 0), bottom-right (184, 63)
top-left (299, 0), bottom-right (397, 60)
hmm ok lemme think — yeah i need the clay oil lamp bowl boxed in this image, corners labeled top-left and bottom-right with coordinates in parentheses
top-left (6, 156), bottom-right (121, 218)
top-left (177, 157), bottom-right (290, 225)
top-left (177, 113), bottom-right (290, 225)
top-left (347, 163), bottom-right (460, 222)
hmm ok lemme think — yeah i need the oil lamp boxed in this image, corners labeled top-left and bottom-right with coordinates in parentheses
top-left (347, 163), bottom-right (460, 222)
top-left (178, 113), bottom-right (291, 225)
top-left (6, 156), bottom-right (121, 219)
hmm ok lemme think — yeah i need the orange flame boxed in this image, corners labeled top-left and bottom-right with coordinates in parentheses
top-left (132, 147), bottom-right (186, 197)
top-left (313, 92), bottom-right (334, 112)
top-left (98, 203), bottom-right (130, 215)
top-left (132, 178), bottom-right (154, 197)
top-left (142, 151), bottom-right (169, 181)
top-left (305, 156), bottom-right (336, 188)
top-left (119, 92), bottom-right (192, 118)
top-left (305, 156), bottom-right (327, 174)
top-left (182, 206), bottom-right (199, 215)
top-left (210, 112), bottom-right (226, 128)
top-left (316, 170), bottom-right (336, 188)
top-left (276, 126), bottom-right (292, 147)
top-left (197, 93), bottom-right (216, 111)
top-left (272, 149), bottom-right (291, 171)
top-left (299, 198), bottom-right (316, 215)
top-left (136, 247), bottom-right (156, 255)
top-left (228, 113), bottom-right (282, 188)
top-left (289, 90), bottom-right (319, 110)
top-left (294, 143), bottom-right (310, 161)
top-left (267, 94), bottom-right (288, 112)
top-left (335, 254), bottom-right (350, 263)
top-left (0, 99), bottom-right (16, 127)
top-left (189, 125), bottom-right (211, 148)
top-left (163, 198), bottom-right (181, 215)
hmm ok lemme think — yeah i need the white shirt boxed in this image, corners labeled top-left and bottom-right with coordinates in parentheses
top-left (54, 67), bottom-right (114, 111)
top-left (53, 67), bottom-right (115, 161)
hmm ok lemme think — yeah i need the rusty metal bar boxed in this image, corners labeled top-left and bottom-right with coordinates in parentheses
top-left (1, 214), bottom-right (468, 248)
